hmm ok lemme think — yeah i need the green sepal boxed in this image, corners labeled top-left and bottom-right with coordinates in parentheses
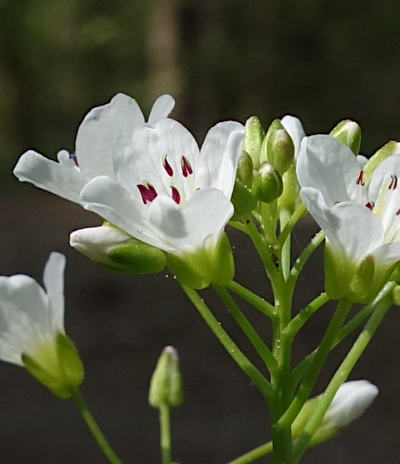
top-left (236, 150), bottom-right (254, 188)
top-left (167, 233), bottom-right (234, 289)
top-left (277, 164), bottom-right (301, 215)
top-left (330, 119), bottom-right (361, 155)
top-left (252, 162), bottom-right (283, 203)
top-left (149, 346), bottom-right (183, 408)
top-left (363, 140), bottom-right (400, 184)
top-left (231, 180), bottom-right (257, 219)
top-left (106, 237), bottom-right (167, 274)
top-left (22, 332), bottom-right (84, 399)
top-left (243, 116), bottom-right (264, 169)
top-left (349, 255), bottom-right (375, 302)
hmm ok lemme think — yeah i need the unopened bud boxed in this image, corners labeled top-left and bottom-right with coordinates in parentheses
top-left (330, 119), bottom-right (361, 155)
top-left (236, 151), bottom-right (253, 188)
top-left (363, 140), bottom-right (400, 183)
top-left (252, 162), bottom-right (283, 203)
top-left (243, 116), bottom-right (264, 169)
top-left (260, 120), bottom-right (294, 174)
top-left (70, 223), bottom-right (166, 275)
top-left (149, 346), bottom-right (183, 408)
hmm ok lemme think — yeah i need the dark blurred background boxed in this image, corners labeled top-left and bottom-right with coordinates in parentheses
top-left (1, 0), bottom-right (400, 462)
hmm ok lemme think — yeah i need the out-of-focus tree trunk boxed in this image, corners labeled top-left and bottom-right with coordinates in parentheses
top-left (147, 0), bottom-right (181, 105)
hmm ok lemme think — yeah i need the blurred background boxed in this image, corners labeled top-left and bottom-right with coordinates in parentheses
top-left (1, 0), bottom-right (400, 462)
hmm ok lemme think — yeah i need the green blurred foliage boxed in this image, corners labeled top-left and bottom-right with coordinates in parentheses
top-left (1, 0), bottom-right (400, 189)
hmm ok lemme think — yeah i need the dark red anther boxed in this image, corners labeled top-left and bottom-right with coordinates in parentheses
top-left (137, 183), bottom-right (158, 204)
top-left (181, 156), bottom-right (193, 177)
top-left (389, 175), bottom-right (398, 190)
top-left (171, 186), bottom-right (181, 204)
top-left (356, 170), bottom-right (364, 186)
top-left (365, 202), bottom-right (374, 210)
top-left (70, 153), bottom-right (79, 167)
top-left (396, 208), bottom-right (400, 216)
top-left (163, 156), bottom-right (173, 177)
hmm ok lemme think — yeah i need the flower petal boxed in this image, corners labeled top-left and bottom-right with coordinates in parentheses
top-left (75, 93), bottom-right (145, 178)
top-left (297, 135), bottom-right (363, 206)
top-left (148, 94), bottom-right (175, 124)
top-left (13, 150), bottom-right (85, 203)
top-left (196, 121), bottom-right (244, 198)
top-left (281, 115), bottom-right (305, 159)
top-left (80, 176), bottom-right (166, 250)
top-left (43, 252), bottom-right (65, 332)
top-left (147, 188), bottom-right (234, 254)
top-left (114, 118), bottom-right (199, 200)
top-left (370, 241), bottom-right (400, 265)
top-left (301, 187), bottom-right (383, 262)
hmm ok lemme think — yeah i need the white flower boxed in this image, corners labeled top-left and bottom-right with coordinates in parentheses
top-left (79, 118), bottom-right (244, 257)
top-left (281, 114), bottom-right (306, 159)
top-left (297, 134), bottom-right (400, 300)
top-left (0, 252), bottom-right (84, 397)
top-left (13, 93), bottom-right (175, 203)
top-left (323, 380), bottom-right (378, 429)
top-left (0, 252), bottom-right (65, 366)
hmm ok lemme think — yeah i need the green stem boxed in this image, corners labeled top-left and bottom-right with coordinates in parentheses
top-left (213, 285), bottom-right (279, 376)
top-left (229, 220), bottom-right (249, 234)
top-left (292, 289), bottom-right (394, 461)
top-left (180, 284), bottom-right (274, 401)
top-left (227, 280), bottom-right (276, 319)
top-left (278, 204), bottom-right (307, 249)
top-left (227, 441), bottom-right (273, 464)
top-left (71, 388), bottom-right (122, 464)
top-left (279, 208), bottom-right (292, 281)
top-left (160, 404), bottom-right (171, 464)
top-left (279, 299), bottom-right (352, 429)
top-left (287, 230), bottom-right (325, 290)
top-left (286, 293), bottom-right (329, 338)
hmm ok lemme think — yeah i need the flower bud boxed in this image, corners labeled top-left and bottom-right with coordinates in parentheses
top-left (330, 119), bottom-right (361, 155)
top-left (363, 140), bottom-right (400, 184)
top-left (70, 223), bottom-right (167, 275)
top-left (22, 332), bottom-right (84, 399)
top-left (293, 380), bottom-right (378, 445)
top-left (243, 116), bottom-right (264, 169)
top-left (231, 180), bottom-right (257, 218)
top-left (260, 120), bottom-right (294, 174)
top-left (167, 233), bottom-right (234, 289)
top-left (149, 346), bottom-right (183, 408)
top-left (236, 150), bottom-right (253, 188)
top-left (252, 162), bottom-right (283, 203)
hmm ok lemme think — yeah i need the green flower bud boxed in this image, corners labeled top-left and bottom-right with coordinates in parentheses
top-left (167, 233), bottom-right (234, 289)
top-left (149, 346), bottom-right (183, 408)
top-left (70, 223), bottom-right (166, 275)
top-left (243, 116), bottom-right (264, 169)
top-left (231, 180), bottom-right (257, 218)
top-left (363, 140), bottom-right (400, 184)
top-left (236, 150), bottom-right (253, 188)
top-left (252, 162), bottom-right (283, 203)
top-left (22, 333), bottom-right (84, 399)
top-left (259, 119), bottom-right (282, 165)
top-left (330, 119), bottom-right (361, 155)
top-left (277, 164), bottom-right (301, 215)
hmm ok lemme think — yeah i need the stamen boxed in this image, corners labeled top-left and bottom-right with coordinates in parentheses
top-left (137, 182), bottom-right (158, 204)
top-left (171, 186), bottom-right (181, 204)
top-left (163, 155), bottom-right (173, 177)
top-left (356, 170), bottom-right (364, 186)
top-left (396, 208), bottom-right (400, 216)
top-left (69, 153), bottom-right (79, 167)
top-left (389, 175), bottom-right (398, 190)
top-left (181, 156), bottom-right (193, 177)
top-left (365, 202), bottom-right (374, 210)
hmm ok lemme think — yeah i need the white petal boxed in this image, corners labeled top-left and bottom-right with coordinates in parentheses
top-left (147, 188), bottom-right (233, 254)
top-left (148, 94), bottom-right (175, 124)
top-left (75, 93), bottom-right (145, 178)
top-left (357, 155), bottom-right (369, 168)
top-left (281, 115), bottom-right (305, 159)
top-left (80, 176), bottom-right (166, 250)
top-left (324, 380), bottom-right (378, 428)
top-left (14, 150), bottom-right (85, 203)
top-left (196, 121), bottom-right (245, 198)
top-left (43, 252), bottom-right (65, 332)
top-left (368, 154), bottom-right (400, 203)
top-left (114, 118), bottom-right (199, 200)
top-left (301, 188), bottom-right (383, 262)
top-left (370, 241), bottom-right (400, 265)
top-left (70, 224), bottom-right (130, 260)
top-left (297, 135), bottom-right (362, 206)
